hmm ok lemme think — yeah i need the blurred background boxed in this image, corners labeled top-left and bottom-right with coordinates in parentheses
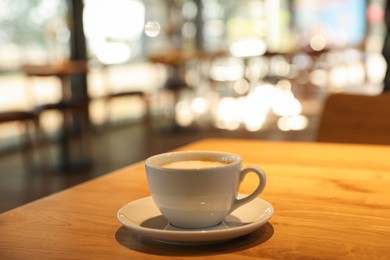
top-left (0, 0), bottom-right (388, 211)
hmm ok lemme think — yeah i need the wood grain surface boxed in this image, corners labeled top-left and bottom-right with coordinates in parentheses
top-left (0, 138), bottom-right (389, 259)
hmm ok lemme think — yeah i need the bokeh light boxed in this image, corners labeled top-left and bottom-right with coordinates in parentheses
top-left (144, 20), bottom-right (161, 37)
top-left (272, 90), bottom-right (302, 117)
top-left (182, 22), bottom-right (196, 39)
top-left (277, 115), bottom-right (308, 131)
top-left (95, 42), bottom-right (131, 64)
top-left (210, 57), bottom-right (244, 81)
top-left (310, 35), bottom-right (326, 51)
top-left (230, 39), bottom-right (267, 58)
top-left (366, 53), bottom-right (386, 85)
top-left (191, 97), bottom-right (209, 115)
top-left (215, 97), bottom-right (241, 130)
top-left (182, 1), bottom-right (197, 20)
top-left (175, 100), bottom-right (194, 127)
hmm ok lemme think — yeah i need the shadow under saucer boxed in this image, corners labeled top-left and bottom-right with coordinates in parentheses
top-left (115, 222), bottom-right (274, 257)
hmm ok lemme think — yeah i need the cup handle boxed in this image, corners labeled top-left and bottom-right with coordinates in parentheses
top-left (230, 165), bottom-right (267, 213)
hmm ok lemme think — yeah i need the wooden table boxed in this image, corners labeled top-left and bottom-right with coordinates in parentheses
top-left (0, 138), bottom-right (389, 259)
top-left (22, 60), bottom-right (88, 100)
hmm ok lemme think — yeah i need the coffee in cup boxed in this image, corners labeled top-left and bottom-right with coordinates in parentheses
top-left (161, 160), bottom-right (229, 169)
top-left (145, 151), bottom-right (267, 229)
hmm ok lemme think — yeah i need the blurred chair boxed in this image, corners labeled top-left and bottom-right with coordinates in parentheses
top-left (22, 60), bottom-right (92, 170)
top-left (317, 92), bottom-right (390, 145)
top-left (34, 100), bottom-right (91, 169)
top-left (96, 64), bottom-right (150, 129)
top-left (103, 90), bottom-right (150, 127)
top-left (0, 110), bottom-right (41, 169)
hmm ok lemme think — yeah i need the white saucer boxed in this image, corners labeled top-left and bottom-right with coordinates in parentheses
top-left (117, 195), bottom-right (274, 244)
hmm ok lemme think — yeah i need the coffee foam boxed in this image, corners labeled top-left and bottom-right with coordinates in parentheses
top-left (161, 160), bottom-right (229, 169)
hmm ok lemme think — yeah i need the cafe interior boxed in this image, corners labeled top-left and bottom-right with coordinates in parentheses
top-left (0, 0), bottom-right (387, 213)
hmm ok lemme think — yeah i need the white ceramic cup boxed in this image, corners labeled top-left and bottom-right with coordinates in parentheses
top-left (145, 150), bottom-right (267, 229)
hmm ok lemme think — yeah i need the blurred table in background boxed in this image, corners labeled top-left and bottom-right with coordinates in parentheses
top-left (22, 60), bottom-right (88, 100)
top-left (148, 49), bottom-right (227, 91)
